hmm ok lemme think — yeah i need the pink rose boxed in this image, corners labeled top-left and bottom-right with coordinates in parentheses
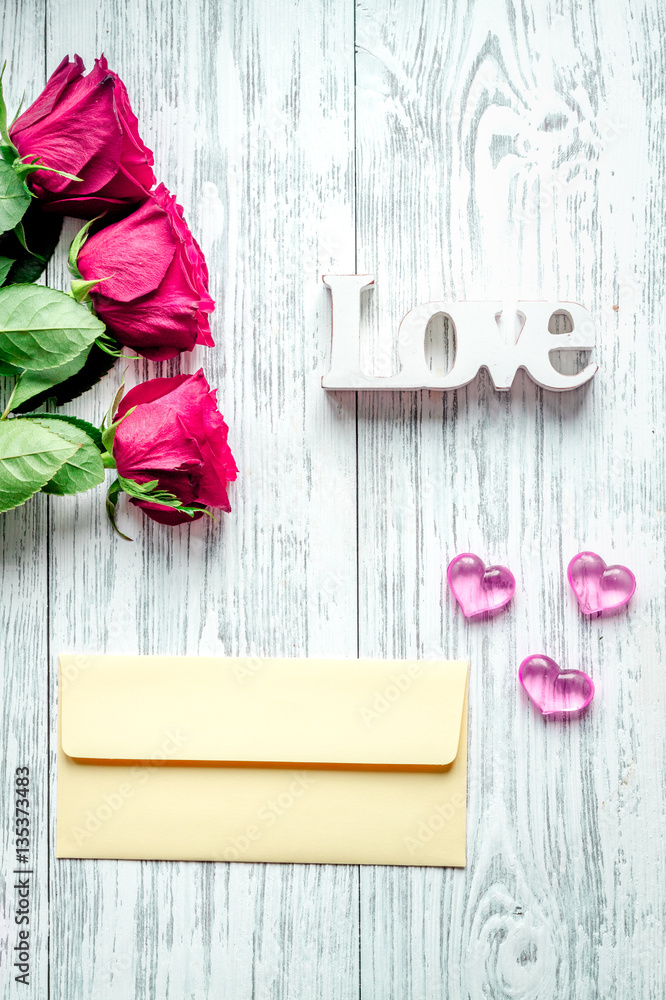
top-left (112, 370), bottom-right (237, 526)
top-left (9, 54), bottom-right (155, 217)
top-left (77, 183), bottom-right (214, 360)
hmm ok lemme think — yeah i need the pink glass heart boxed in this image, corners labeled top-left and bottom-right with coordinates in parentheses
top-left (567, 551), bottom-right (636, 615)
top-left (519, 654), bottom-right (594, 716)
top-left (447, 552), bottom-right (515, 617)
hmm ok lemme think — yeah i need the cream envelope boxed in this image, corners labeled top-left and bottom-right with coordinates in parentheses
top-left (57, 654), bottom-right (468, 867)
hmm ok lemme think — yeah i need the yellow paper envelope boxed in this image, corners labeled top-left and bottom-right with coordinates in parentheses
top-left (57, 654), bottom-right (468, 866)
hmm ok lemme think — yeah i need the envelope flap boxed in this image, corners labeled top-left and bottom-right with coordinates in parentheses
top-left (60, 655), bottom-right (468, 769)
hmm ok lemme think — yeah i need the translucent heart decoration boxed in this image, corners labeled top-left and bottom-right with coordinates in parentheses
top-left (519, 654), bottom-right (594, 716)
top-left (567, 551), bottom-right (636, 615)
top-left (447, 552), bottom-right (515, 618)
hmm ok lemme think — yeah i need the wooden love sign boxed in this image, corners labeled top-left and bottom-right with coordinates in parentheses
top-left (321, 275), bottom-right (598, 392)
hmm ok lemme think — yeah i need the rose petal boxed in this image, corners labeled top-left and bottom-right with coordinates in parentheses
top-left (114, 376), bottom-right (209, 472)
top-left (115, 375), bottom-right (191, 420)
top-left (96, 55), bottom-right (155, 194)
top-left (10, 55), bottom-right (85, 133)
top-left (113, 371), bottom-right (236, 523)
top-left (13, 71), bottom-right (122, 195)
top-left (89, 249), bottom-right (211, 357)
top-left (79, 196), bottom-right (177, 301)
top-left (33, 192), bottom-right (146, 218)
top-left (10, 54), bottom-right (155, 218)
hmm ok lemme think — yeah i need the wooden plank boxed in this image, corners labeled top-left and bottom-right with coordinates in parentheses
top-left (44, 0), bottom-right (359, 996)
top-left (0, 7), bottom-right (48, 999)
top-left (355, 0), bottom-right (666, 997)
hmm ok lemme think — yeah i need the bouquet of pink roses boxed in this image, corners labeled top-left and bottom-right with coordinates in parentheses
top-left (0, 56), bottom-right (237, 535)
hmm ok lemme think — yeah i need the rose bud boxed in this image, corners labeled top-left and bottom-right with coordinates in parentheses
top-left (77, 183), bottom-right (215, 360)
top-left (9, 54), bottom-right (155, 217)
top-left (112, 370), bottom-right (238, 526)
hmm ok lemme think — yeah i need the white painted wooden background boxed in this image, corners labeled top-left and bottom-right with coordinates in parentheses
top-left (1, 0), bottom-right (665, 997)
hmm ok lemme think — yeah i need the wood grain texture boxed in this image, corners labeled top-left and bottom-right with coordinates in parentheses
top-left (1, 0), bottom-right (666, 997)
top-left (43, 1), bottom-right (359, 998)
top-left (355, 0), bottom-right (666, 997)
top-left (0, 7), bottom-right (49, 1000)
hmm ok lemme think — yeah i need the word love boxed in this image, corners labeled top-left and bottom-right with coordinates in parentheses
top-left (322, 275), bottom-right (599, 393)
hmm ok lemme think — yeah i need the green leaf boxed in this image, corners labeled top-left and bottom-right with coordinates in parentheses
top-left (106, 477), bottom-right (132, 540)
top-left (0, 417), bottom-right (78, 512)
top-left (0, 254), bottom-right (14, 284)
top-left (13, 156), bottom-right (82, 184)
top-left (100, 377), bottom-right (131, 453)
top-left (101, 408), bottom-right (135, 454)
top-left (0, 159), bottom-right (31, 235)
top-left (68, 217), bottom-right (100, 277)
top-left (27, 416), bottom-right (105, 496)
top-left (12, 218), bottom-right (29, 251)
top-left (9, 346), bottom-right (91, 411)
top-left (95, 330), bottom-right (135, 358)
top-left (10, 92), bottom-right (25, 127)
top-left (0, 62), bottom-right (17, 153)
top-left (0, 284), bottom-right (105, 371)
top-left (22, 412), bottom-right (104, 451)
top-left (118, 475), bottom-right (210, 519)
top-left (13, 342), bottom-right (115, 411)
top-left (0, 72), bottom-right (8, 147)
top-left (70, 278), bottom-right (102, 303)
top-left (0, 201), bottom-right (63, 284)
top-left (108, 379), bottom-right (126, 422)
top-left (0, 358), bottom-right (21, 375)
